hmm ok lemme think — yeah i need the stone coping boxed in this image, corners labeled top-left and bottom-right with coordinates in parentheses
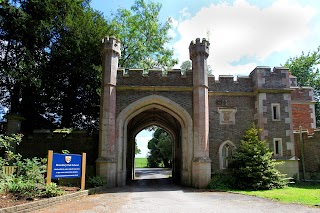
top-left (0, 187), bottom-right (106, 213)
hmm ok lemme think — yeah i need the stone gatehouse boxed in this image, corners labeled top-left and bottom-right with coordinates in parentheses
top-left (97, 37), bottom-right (316, 188)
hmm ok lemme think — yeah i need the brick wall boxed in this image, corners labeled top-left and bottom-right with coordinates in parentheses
top-left (294, 130), bottom-right (320, 179)
top-left (291, 87), bottom-right (315, 134)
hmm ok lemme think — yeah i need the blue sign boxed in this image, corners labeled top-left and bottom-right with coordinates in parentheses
top-left (52, 153), bottom-right (82, 179)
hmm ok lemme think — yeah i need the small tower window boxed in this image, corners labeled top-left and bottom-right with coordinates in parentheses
top-left (271, 103), bottom-right (280, 121)
top-left (273, 138), bottom-right (283, 156)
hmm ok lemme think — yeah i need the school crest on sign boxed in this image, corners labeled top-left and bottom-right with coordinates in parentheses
top-left (65, 156), bottom-right (72, 164)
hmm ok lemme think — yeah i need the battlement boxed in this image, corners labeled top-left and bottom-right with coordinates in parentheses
top-left (208, 75), bottom-right (253, 92)
top-left (291, 87), bottom-right (314, 102)
top-left (250, 66), bottom-right (291, 89)
top-left (116, 65), bottom-right (298, 92)
top-left (101, 36), bottom-right (121, 55)
top-left (189, 38), bottom-right (210, 59)
top-left (116, 68), bottom-right (193, 87)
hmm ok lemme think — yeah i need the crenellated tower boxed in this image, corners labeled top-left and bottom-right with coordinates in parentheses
top-left (189, 38), bottom-right (211, 188)
top-left (97, 37), bottom-right (121, 187)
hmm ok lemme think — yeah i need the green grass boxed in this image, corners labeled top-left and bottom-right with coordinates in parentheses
top-left (230, 182), bottom-right (320, 207)
top-left (135, 158), bottom-right (148, 168)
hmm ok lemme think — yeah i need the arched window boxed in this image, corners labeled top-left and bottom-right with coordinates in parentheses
top-left (219, 140), bottom-right (236, 169)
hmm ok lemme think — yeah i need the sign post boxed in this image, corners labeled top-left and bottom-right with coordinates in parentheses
top-left (46, 150), bottom-right (86, 190)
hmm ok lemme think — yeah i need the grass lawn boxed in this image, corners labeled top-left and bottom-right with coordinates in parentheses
top-left (135, 158), bottom-right (148, 168)
top-left (230, 182), bottom-right (320, 207)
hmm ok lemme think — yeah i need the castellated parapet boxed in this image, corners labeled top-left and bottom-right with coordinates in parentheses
top-left (101, 36), bottom-right (121, 56)
top-left (116, 66), bottom-right (293, 93)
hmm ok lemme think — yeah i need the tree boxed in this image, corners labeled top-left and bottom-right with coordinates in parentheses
top-left (180, 60), bottom-right (192, 70)
top-left (109, 0), bottom-right (177, 69)
top-left (0, 0), bottom-right (109, 131)
top-left (147, 127), bottom-right (172, 168)
top-left (43, 3), bottom-right (109, 129)
top-left (135, 140), bottom-right (141, 155)
top-left (229, 125), bottom-right (286, 190)
top-left (284, 47), bottom-right (320, 126)
top-left (180, 60), bottom-right (213, 75)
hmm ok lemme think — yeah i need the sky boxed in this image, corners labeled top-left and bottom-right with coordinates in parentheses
top-left (90, 0), bottom-right (320, 158)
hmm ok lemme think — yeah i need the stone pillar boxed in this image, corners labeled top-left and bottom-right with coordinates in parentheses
top-left (96, 37), bottom-right (121, 187)
top-left (189, 38), bottom-right (211, 188)
top-left (3, 113), bottom-right (25, 153)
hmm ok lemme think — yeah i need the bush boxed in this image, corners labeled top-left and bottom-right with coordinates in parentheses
top-left (87, 176), bottom-right (106, 188)
top-left (43, 183), bottom-right (64, 197)
top-left (208, 173), bottom-right (235, 190)
top-left (229, 125), bottom-right (287, 190)
top-left (5, 177), bottom-right (42, 198)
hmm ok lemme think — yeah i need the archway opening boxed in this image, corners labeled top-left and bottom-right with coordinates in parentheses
top-left (126, 108), bottom-right (182, 184)
top-left (134, 126), bottom-right (173, 180)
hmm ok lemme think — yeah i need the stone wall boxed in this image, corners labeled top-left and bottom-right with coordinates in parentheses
top-left (116, 90), bottom-right (193, 117)
top-left (209, 95), bottom-right (256, 171)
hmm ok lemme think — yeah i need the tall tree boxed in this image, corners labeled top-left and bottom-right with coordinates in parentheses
top-left (44, 3), bottom-right (109, 129)
top-left (147, 127), bottom-right (172, 168)
top-left (0, 0), bottom-right (109, 130)
top-left (284, 47), bottom-right (320, 126)
top-left (109, 0), bottom-right (177, 69)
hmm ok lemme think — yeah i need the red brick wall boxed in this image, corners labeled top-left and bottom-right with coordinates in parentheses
top-left (294, 131), bottom-right (320, 179)
top-left (292, 104), bottom-right (314, 133)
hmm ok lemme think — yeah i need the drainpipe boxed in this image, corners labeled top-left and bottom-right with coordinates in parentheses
top-left (299, 126), bottom-right (306, 180)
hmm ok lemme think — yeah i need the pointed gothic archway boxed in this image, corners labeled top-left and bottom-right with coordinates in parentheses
top-left (115, 95), bottom-right (193, 187)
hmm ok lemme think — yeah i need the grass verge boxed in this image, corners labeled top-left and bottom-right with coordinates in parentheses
top-left (229, 181), bottom-right (320, 207)
top-left (135, 158), bottom-right (148, 168)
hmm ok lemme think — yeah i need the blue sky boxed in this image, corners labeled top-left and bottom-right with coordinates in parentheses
top-left (91, 0), bottom-right (320, 157)
top-left (91, 0), bottom-right (320, 76)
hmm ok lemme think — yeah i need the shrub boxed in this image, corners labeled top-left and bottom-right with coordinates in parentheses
top-left (208, 173), bottom-right (235, 190)
top-left (229, 124), bottom-right (287, 190)
top-left (87, 176), bottom-right (106, 188)
top-left (43, 183), bottom-right (64, 197)
top-left (6, 177), bottom-right (42, 198)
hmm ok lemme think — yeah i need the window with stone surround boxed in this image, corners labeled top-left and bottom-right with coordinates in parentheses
top-left (271, 103), bottom-right (281, 121)
top-left (273, 138), bottom-right (283, 156)
top-left (218, 108), bottom-right (237, 124)
top-left (219, 140), bottom-right (236, 169)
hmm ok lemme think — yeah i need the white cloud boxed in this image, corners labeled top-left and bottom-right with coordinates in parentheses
top-left (168, 28), bottom-right (177, 39)
top-left (169, 17), bottom-right (179, 29)
top-left (172, 0), bottom-right (316, 76)
top-left (180, 7), bottom-right (191, 19)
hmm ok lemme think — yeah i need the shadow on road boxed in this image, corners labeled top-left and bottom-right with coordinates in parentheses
top-left (96, 168), bottom-right (200, 193)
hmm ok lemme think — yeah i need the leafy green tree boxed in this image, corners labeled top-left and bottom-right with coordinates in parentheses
top-left (284, 47), bottom-right (320, 126)
top-left (180, 60), bottom-right (213, 75)
top-left (180, 60), bottom-right (192, 70)
top-left (135, 140), bottom-right (141, 155)
top-left (147, 128), bottom-right (172, 168)
top-left (43, 2), bottom-right (109, 129)
top-left (229, 125), bottom-right (286, 190)
top-left (109, 0), bottom-right (177, 69)
top-left (0, 0), bottom-right (109, 130)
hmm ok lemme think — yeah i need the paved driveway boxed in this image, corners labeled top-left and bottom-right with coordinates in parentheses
top-left (35, 169), bottom-right (320, 213)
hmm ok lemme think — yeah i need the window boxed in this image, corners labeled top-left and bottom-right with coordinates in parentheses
top-left (218, 108), bottom-right (237, 124)
top-left (273, 138), bottom-right (283, 156)
top-left (219, 140), bottom-right (236, 169)
top-left (271, 103), bottom-right (280, 121)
